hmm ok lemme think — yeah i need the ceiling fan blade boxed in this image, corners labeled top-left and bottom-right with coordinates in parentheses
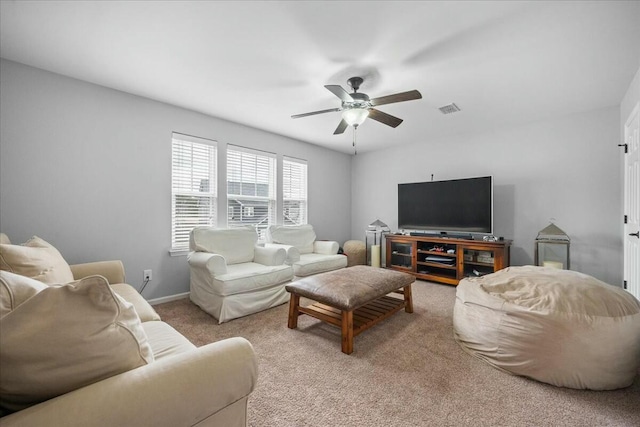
top-left (368, 108), bottom-right (403, 128)
top-left (333, 119), bottom-right (348, 135)
top-left (325, 85), bottom-right (354, 102)
top-left (291, 107), bottom-right (341, 119)
top-left (370, 90), bottom-right (422, 107)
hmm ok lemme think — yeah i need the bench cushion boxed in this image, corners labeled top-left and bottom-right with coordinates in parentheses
top-left (286, 266), bottom-right (414, 311)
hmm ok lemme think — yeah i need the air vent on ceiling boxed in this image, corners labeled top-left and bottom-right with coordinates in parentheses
top-left (438, 103), bottom-right (461, 114)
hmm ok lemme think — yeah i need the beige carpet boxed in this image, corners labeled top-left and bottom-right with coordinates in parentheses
top-left (154, 281), bottom-right (640, 427)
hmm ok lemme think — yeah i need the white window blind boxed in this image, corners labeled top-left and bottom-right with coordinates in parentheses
top-left (283, 156), bottom-right (308, 226)
top-left (227, 145), bottom-right (276, 238)
top-left (171, 133), bottom-right (217, 252)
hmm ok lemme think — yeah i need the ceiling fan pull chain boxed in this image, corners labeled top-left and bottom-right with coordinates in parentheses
top-left (353, 126), bottom-right (358, 155)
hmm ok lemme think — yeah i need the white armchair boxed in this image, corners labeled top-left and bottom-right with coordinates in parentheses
top-left (188, 226), bottom-right (294, 323)
top-left (265, 224), bottom-right (347, 278)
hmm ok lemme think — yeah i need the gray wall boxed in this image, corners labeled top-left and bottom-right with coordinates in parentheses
top-left (0, 56), bottom-right (631, 295)
top-left (0, 59), bottom-right (352, 299)
top-left (621, 67), bottom-right (640, 136)
top-left (351, 107), bottom-right (623, 286)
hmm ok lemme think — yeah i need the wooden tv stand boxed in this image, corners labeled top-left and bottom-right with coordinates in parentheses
top-left (385, 234), bottom-right (511, 285)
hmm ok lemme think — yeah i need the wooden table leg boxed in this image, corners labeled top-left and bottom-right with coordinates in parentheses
top-left (341, 310), bottom-right (354, 354)
top-left (288, 293), bottom-right (300, 329)
top-left (404, 284), bottom-right (414, 313)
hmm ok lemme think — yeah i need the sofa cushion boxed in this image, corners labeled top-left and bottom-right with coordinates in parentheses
top-left (212, 263), bottom-right (293, 296)
top-left (267, 225), bottom-right (316, 254)
top-left (190, 226), bottom-right (257, 265)
top-left (111, 283), bottom-right (161, 322)
top-left (293, 253), bottom-right (348, 277)
top-left (0, 233), bottom-right (10, 245)
top-left (0, 274), bottom-right (154, 412)
top-left (0, 236), bottom-right (74, 284)
top-left (142, 321), bottom-right (197, 360)
top-left (0, 271), bottom-right (47, 318)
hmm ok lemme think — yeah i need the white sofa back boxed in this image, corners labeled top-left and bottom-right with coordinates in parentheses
top-left (266, 225), bottom-right (316, 254)
top-left (190, 226), bottom-right (257, 264)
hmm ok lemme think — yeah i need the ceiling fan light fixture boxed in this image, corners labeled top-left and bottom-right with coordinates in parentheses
top-left (342, 108), bottom-right (369, 127)
top-left (291, 76), bottom-right (422, 137)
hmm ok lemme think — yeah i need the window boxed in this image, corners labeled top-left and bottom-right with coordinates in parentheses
top-left (283, 156), bottom-right (308, 226)
top-left (170, 134), bottom-right (308, 252)
top-left (171, 133), bottom-right (217, 252)
top-left (227, 145), bottom-right (276, 238)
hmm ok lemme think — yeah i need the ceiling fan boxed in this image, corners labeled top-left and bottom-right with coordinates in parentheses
top-left (291, 76), bottom-right (422, 135)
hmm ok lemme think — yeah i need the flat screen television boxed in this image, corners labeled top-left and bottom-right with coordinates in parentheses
top-left (398, 176), bottom-right (493, 234)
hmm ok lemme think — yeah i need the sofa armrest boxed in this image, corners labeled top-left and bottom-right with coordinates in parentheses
top-left (69, 260), bottom-right (125, 285)
top-left (254, 245), bottom-right (286, 266)
top-left (70, 261), bottom-right (160, 322)
top-left (188, 252), bottom-right (227, 276)
top-left (0, 337), bottom-right (258, 427)
top-left (264, 243), bottom-right (300, 264)
top-left (314, 241), bottom-right (339, 255)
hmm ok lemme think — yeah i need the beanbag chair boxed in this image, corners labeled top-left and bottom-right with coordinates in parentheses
top-left (453, 266), bottom-right (640, 390)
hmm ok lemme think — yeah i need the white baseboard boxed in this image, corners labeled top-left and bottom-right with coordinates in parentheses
top-left (148, 292), bottom-right (190, 306)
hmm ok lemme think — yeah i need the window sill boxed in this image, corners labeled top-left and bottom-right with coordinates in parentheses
top-left (169, 249), bottom-right (189, 257)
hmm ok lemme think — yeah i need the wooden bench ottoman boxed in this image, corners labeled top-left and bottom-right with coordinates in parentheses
top-left (285, 265), bottom-right (415, 354)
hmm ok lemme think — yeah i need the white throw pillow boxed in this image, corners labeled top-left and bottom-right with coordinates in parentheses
top-left (0, 236), bottom-right (74, 284)
top-left (0, 274), bottom-right (154, 413)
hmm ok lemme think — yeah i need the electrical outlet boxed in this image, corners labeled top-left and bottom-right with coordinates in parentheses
top-left (143, 269), bottom-right (152, 281)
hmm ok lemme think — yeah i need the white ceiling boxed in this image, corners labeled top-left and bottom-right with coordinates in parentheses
top-left (1, 1), bottom-right (639, 154)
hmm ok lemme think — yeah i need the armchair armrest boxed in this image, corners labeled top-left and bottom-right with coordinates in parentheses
top-left (264, 243), bottom-right (300, 265)
top-left (254, 245), bottom-right (287, 266)
top-left (70, 260), bottom-right (125, 284)
top-left (0, 337), bottom-right (258, 427)
top-left (187, 252), bottom-right (227, 276)
top-left (314, 241), bottom-right (340, 255)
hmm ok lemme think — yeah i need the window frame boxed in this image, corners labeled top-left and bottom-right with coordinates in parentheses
top-left (282, 156), bottom-right (308, 226)
top-left (170, 133), bottom-right (217, 254)
top-left (226, 144), bottom-right (277, 239)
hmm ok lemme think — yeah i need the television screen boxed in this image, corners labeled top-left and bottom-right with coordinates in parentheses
top-left (398, 176), bottom-right (493, 234)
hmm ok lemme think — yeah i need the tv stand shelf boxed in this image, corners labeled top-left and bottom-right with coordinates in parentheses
top-left (385, 235), bottom-right (511, 285)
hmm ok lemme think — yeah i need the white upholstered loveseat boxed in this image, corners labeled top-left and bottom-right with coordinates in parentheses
top-left (188, 226), bottom-right (294, 323)
top-left (265, 224), bottom-right (347, 278)
top-left (0, 233), bottom-right (257, 426)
